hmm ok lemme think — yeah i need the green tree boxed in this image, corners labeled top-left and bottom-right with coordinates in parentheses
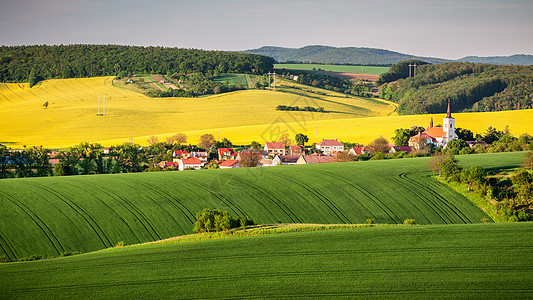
top-left (481, 126), bottom-right (504, 144)
top-left (28, 68), bottom-right (37, 88)
top-left (249, 141), bottom-right (262, 150)
top-left (455, 128), bottom-right (474, 141)
top-left (392, 128), bottom-right (410, 146)
top-left (295, 133), bottom-right (309, 146)
top-left (522, 151), bottom-right (533, 170)
top-left (428, 152), bottom-right (448, 176)
top-left (366, 136), bottom-right (390, 154)
top-left (193, 209), bottom-right (236, 233)
top-left (445, 139), bottom-right (468, 155)
top-left (461, 165), bottom-right (485, 192)
top-left (439, 155), bottom-right (462, 181)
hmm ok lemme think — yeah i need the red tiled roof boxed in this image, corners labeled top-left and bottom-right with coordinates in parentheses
top-left (218, 148), bottom-right (234, 155)
top-left (174, 150), bottom-right (190, 156)
top-left (350, 147), bottom-right (367, 155)
top-left (219, 159), bottom-right (239, 167)
top-left (180, 157), bottom-right (202, 165)
top-left (317, 139), bottom-right (343, 146)
top-left (265, 142), bottom-right (285, 149)
top-left (409, 133), bottom-right (437, 143)
top-left (423, 127), bottom-right (445, 139)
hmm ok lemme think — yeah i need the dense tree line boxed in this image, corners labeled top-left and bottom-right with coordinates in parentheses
top-left (0, 45), bottom-right (275, 84)
top-left (379, 62), bottom-right (533, 114)
top-left (276, 105), bottom-right (325, 112)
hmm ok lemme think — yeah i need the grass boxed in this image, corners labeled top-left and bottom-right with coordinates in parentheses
top-left (0, 76), bottom-right (397, 148)
top-left (0, 151), bottom-right (525, 261)
top-left (213, 73), bottom-right (251, 88)
top-left (275, 63), bottom-right (390, 75)
top-left (1, 222), bottom-right (532, 298)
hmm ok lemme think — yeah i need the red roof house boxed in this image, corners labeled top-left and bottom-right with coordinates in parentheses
top-left (316, 139), bottom-right (344, 154)
top-left (219, 159), bottom-right (239, 169)
top-left (218, 148), bottom-right (236, 160)
top-left (178, 157), bottom-right (202, 171)
top-left (264, 142), bottom-right (286, 155)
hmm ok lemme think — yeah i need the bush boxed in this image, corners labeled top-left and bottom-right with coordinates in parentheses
top-left (365, 218), bottom-right (375, 224)
top-left (403, 218), bottom-right (417, 225)
top-left (116, 241), bottom-right (125, 247)
top-left (194, 209), bottom-right (254, 232)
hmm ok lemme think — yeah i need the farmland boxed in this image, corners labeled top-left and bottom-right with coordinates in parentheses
top-left (0, 151), bottom-right (524, 261)
top-left (0, 76), bottom-right (396, 148)
top-left (1, 76), bottom-right (533, 148)
top-left (275, 63), bottom-right (390, 75)
top-left (1, 222), bottom-right (532, 298)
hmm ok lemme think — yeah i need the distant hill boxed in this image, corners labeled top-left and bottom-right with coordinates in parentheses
top-left (242, 45), bottom-right (533, 66)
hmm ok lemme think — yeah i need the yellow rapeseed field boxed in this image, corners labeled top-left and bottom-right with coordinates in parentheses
top-left (1, 76), bottom-right (532, 148)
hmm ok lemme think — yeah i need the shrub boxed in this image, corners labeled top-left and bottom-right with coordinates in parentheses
top-left (116, 241), bottom-right (125, 247)
top-left (365, 218), bottom-right (375, 224)
top-left (403, 218), bottom-right (417, 225)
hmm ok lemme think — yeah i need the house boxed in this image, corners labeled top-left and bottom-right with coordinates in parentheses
top-left (272, 155), bottom-right (300, 166)
top-left (218, 148), bottom-right (236, 160)
top-left (466, 141), bottom-right (488, 148)
top-left (190, 151), bottom-right (209, 162)
top-left (389, 146), bottom-right (413, 154)
top-left (348, 147), bottom-right (368, 156)
top-left (157, 161), bottom-right (180, 169)
top-left (297, 155), bottom-right (335, 164)
top-left (173, 150), bottom-right (191, 159)
top-left (410, 99), bottom-right (458, 148)
top-left (178, 157), bottom-right (202, 171)
top-left (219, 159), bottom-right (239, 169)
top-left (315, 139), bottom-right (344, 154)
top-left (103, 147), bottom-right (111, 155)
top-left (289, 145), bottom-right (304, 155)
top-left (264, 142), bottom-right (286, 156)
top-left (258, 158), bottom-right (274, 167)
top-left (237, 149), bottom-right (269, 160)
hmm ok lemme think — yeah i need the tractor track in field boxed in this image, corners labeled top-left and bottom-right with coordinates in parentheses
top-left (230, 174), bottom-right (303, 223)
top-left (399, 173), bottom-right (470, 223)
top-left (4, 262), bottom-right (533, 295)
top-left (0, 189), bottom-right (65, 255)
top-left (0, 232), bottom-right (17, 261)
top-left (32, 182), bottom-right (113, 248)
top-left (84, 181), bottom-right (162, 241)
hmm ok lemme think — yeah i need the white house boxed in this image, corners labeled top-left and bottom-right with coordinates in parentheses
top-left (178, 157), bottom-right (202, 171)
top-left (316, 139), bottom-right (344, 154)
top-left (264, 142), bottom-right (286, 156)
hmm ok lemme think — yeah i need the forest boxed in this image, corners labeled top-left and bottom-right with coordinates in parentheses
top-left (378, 62), bottom-right (533, 115)
top-left (0, 45), bottom-right (275, 84)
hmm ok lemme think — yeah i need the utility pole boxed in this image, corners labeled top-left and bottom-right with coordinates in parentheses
top-left (103, 95), bottom-right (106, 116)
top-left (97, 96), bottom-right (101, 116)
top-left (408, 63), bottom-right (418, 77)
top-left (273, 71), bottom-right (276, 91)
top-left (268, 71), bottom-right (271, 90)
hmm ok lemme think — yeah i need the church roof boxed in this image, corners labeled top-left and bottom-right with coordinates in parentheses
top-left (423, 127), bottom-right (445, 139)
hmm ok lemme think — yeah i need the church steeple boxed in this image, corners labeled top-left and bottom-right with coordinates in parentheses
top-left (446, 99), bottom-right (452, 118)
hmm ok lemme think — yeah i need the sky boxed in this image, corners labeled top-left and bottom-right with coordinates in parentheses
top-left (0, 0), bottom-right (532, 59)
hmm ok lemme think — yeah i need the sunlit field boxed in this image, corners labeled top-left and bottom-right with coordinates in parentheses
top-left (1, 76), bottom-right (532, 148)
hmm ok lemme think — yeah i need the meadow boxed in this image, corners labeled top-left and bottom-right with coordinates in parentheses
top-left (1, 222), bottom-right (532, 298)
top-left (0, 76), bottom-right (396, 148)
top-left (275, 63), bottom-right (390, 75)
top-left (0, 151), bottom-right (524, 261)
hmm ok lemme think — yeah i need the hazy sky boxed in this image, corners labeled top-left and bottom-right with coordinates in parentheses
top-left (1, 0), bottom-right (532, 59)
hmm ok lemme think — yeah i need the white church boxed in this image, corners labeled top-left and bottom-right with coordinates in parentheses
top-left (409, 100), bottom-right (458, 149)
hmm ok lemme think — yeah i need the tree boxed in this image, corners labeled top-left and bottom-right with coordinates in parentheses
top-left (277, 133), bottom-right (292, 147)
top-left (461, 165), bottom-right (485, 192)
top-left (147, 136), bottom-right (159, 145)
top-left (249, 141), bottom-right (262, 150)
top-left (522, 151), bottom-right (533, 170)
top-left (335, 151), bottom-right (358, 162)
top-left (28, 68), bottom-right (37, 88)
top-left (439, 155), bottom-right (462, 181)
top-left (198, 134), bottom-right (216, 150)
top-left (428, 152), bottom-right (448, 176)
top-left (193, 209), bottom-right (236, 233)
top-left (410, 126), bottom-right (425, 136)
top-left (455, 128), bottom-right (474, 141)
top-left (392, 128), bottom-right (410, 146)
top-left (216, 137), bottom-right (232, 148)
top-left (481, 126), bottom-right (504, 144)
top-left (238, 151), bottom-right (261, 167)
top-left (54, 161), bottom-right (75, 176)
top-left (445, 139), bottom-right (468, 155)
top-left (43, 101), bottom-right (49, 109)
top-left (167, 133), bottom-right (187, 145)
top-left (366, 136), bottom-right (390, 154)
top-left (295, 133), bottom-right (309, 146)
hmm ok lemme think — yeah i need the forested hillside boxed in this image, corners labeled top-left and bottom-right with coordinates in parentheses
top-left (0, 45), bottom-right (275, 84)
top-left (379, 62), bottom-right (533, 115)
top-left (243, 45), bottom-right (446, 65)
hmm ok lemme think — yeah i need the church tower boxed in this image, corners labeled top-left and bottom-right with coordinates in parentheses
top-left (443, 99), bottom-right (457, 142)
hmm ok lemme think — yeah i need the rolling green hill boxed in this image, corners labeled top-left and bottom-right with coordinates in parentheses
top-left (1, 222), bottom-right (532, 298)
top-left (0, 152), bottom-right (524, 261)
